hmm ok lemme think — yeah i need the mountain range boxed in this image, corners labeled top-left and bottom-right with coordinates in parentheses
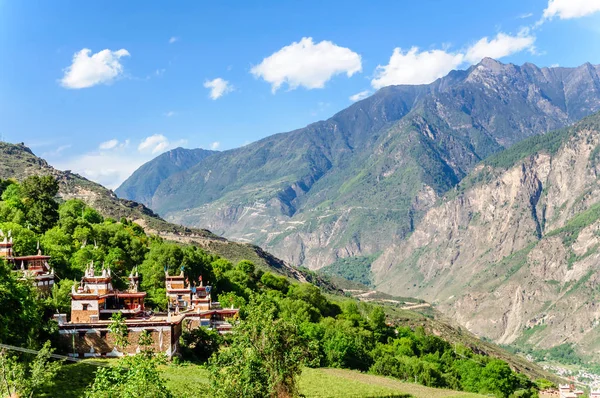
top-left (117, 58), bottom-right (600, 272)
top-left (374, 112), bottom-right (600, 355)
top-left (114, 58), bottom-right (600, 356)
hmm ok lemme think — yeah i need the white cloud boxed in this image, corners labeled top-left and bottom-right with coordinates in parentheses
top-left (169, 36), bottom-right (179, 44)
top-left (138, 134), bottom-right (170, 154)
top-left (371, 31), bottom-right (535, 88)
top-left (371, 47), bottom-right (464, 88)
top-left (210, 141), bottom-right (220, 150)
top-left (518, 12), bottom-right (534, 19)
top-left (550, 63), bottom-right (560, 68)
top-left (349, 90), bottom-right (371, 102)
top-left (41, 145), bottom-right (71, 159)
top-left (99, 139), bottom-right (119, 150)
top-left (251, 37), bottom-right (362, 92)
top-left (54, 135), bottom-right (186, 189)
top-left (165, 111), bottom-right (176, 117)
top-left (60, 48), bottom-right (130, 89)
top-left (204, 78), bottom-right (233, 100)
top-left (464, 31), bottom-right (535, 63)
top-left (543, 0), bottom-right (600, 20)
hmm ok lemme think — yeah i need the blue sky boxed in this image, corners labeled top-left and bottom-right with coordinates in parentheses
top-left (1, 0), bottom-right (600, 189)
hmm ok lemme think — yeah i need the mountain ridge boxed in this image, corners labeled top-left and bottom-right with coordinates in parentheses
top-left (115, 147), bottom-right (217, 206)
top-left (372, 112), bottom-right (600, 356)
top-left (117, 58), bottom-right (600, 273)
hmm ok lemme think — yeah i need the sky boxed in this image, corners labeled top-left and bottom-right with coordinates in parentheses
top-left (1, 0), bottom-right (600, 189)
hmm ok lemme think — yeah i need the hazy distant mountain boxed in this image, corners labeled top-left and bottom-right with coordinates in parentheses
top-left (117, 58), bottom-right (600, 272)
top-left (115, 147), bottom-right (217, 206)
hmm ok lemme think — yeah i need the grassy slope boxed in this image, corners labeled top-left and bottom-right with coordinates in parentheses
top-left (41, 362), bottom-right (485, 398)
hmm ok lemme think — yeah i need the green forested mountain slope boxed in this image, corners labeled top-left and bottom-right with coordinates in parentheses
top-left (372, 112), bottom-right (600, 357)
top-left (118, 59), bottom-right (600, 271)
top-left (115, 147), bottom-right (216, 206)
top-left (0, 141), bottom-right (307, 278)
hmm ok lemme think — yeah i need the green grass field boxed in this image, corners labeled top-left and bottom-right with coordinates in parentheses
top-left (40, 361), bottom-right (486, 398)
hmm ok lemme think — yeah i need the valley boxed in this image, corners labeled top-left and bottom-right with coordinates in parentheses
top-left (116, 60), bottom-right (600, 361)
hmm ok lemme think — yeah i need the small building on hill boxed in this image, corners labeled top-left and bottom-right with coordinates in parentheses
top-left (0, 230), bottom-right (54, 294)
top-left (57, 263), bottom-right (238, 358)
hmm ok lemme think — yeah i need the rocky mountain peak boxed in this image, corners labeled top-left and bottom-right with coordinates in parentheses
top-left (477, 57), bottom-right (506, 70)
top-left (117, 61), bottom-right (600, 277)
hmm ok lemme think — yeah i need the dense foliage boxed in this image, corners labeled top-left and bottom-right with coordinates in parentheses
top-left (205, 278), bottom-right (539, 397)
top-left (0, 342), bottom-right (61, 398)
top-left (0, 176), bottom-right (544, 397)
top-left (319, 254), bottom-right (378, 286)
top-left (86, 355), bottom-right (172, 398)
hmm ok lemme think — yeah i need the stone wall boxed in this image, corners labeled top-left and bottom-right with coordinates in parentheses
top-left (59, 322), bottom-right (181, 358)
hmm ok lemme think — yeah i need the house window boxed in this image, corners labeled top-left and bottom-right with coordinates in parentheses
top-left (78, 331), bottom-right (86, 338)
top-left (82, 304), bottom-right (89, 311)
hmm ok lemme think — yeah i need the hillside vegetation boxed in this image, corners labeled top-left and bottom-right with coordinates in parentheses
top-left (0, 175), bottom-right (555, 397)
top-left (0, 141), bottom-right (312, 280)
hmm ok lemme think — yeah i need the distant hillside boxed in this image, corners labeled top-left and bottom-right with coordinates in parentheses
top-left (118, 59), bottom-right (600, 272)
top-left (115, 147), bottom-right (216, 206)
top-left (372, 112), bottom-right (600, 358)
top-left (0, 141), bottom-right (317, 282)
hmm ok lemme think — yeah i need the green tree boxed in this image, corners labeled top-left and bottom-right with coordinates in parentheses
top-left (0, 222), bottom-right (37, 256)
top-left (41, 226), bottom-right (74, 277)
top-left (478, 360), bottom-right (519, 398)
top-left (0, 260), bottom-right (44, 348)
top-left (86, 354), bottom-right (172, 398)
top-left (20, 175), bottom-right (59, 233)
top-left (138, 330), bottom-right (154, 356)
top-left (209, 295), bottom-right (310, 398)
top-left (139, 242), bottom-right (184, 309)
top-left (0, 341), bottom-right (62, 398)
top-left (181, 327), bottom-right (222, 362)
top-left (108, 312), bottom-right (129, 351)
top-left (46, 279), bottom-right (76, 314)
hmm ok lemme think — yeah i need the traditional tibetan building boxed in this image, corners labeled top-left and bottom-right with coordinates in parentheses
top-left (165, 268), bottom-right (238, 333)
top-left (0, 230), bottom-right (54, 294)
top-left (57, 264), bottom-right (239, 358)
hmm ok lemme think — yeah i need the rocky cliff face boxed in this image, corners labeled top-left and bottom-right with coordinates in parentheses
top-left (119, 59), bottom-right (600, 274)
top-left (372, 114), bottom-right (600, 354)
